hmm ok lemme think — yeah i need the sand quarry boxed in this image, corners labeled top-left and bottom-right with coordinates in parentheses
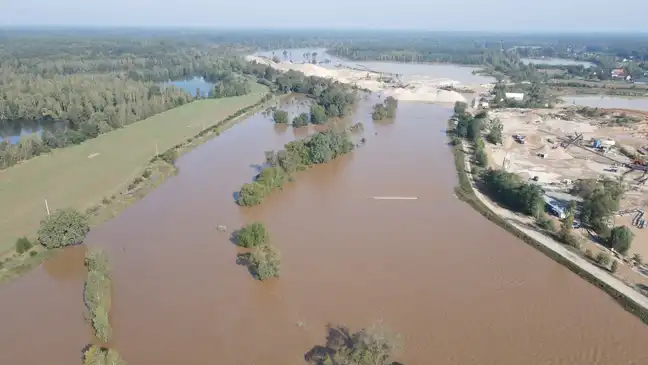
top-left (245, 55), bottom-right (477, 104)
top-left (486, 107), bottom-right (648, 267)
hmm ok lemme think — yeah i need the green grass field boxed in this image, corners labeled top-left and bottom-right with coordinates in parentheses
top-left (0, 83), bottom-right (268, 252)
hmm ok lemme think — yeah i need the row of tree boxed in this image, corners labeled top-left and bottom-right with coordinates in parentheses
top-left (84, 248), bottom-right (113, 343)
top-left (452, 104), bottom-right (491, 167)
top-left (237, 129), bottom-right (354, 206)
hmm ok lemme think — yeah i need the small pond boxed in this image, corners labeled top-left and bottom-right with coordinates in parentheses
top-left (163, 77), bottom-right (215, 97)
top-left (0, 120), bottom-right (61, 144)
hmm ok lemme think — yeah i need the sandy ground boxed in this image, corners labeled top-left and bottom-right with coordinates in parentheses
top-left (481, 106), bottom-right (648, 287)
top-left (462, 140), bottom-right (648, 308)
top-left (246, 55), bottom-right (472, 104)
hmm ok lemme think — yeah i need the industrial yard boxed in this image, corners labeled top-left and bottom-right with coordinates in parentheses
top-left (483, 106), bottom-right (648, 281)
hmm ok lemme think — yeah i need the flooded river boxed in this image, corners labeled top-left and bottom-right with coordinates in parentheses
top-left (561, 95), bottom-right (648, 111)
top-left (2, 96), bottom-right (648, 365)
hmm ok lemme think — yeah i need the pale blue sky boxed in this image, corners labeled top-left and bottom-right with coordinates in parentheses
top-left (1, 0), bottom-right (646, 32)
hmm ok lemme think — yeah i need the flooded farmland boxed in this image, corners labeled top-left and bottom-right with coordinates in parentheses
top-left (1, 95), bottom-right (648, 365)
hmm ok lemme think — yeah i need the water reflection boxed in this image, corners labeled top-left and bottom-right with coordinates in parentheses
top-left (42, 245), bottom-right (87, 282)
top-left (273, 123), bottom-right (289, 135)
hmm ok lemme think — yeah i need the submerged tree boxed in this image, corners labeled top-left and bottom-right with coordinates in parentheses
top-left (293, 112), bottom-right (310, 128)
top-left (234, 222), bottom-right (269, 248)
top-left (237, 244), bottom-right (281, 281)
top-left (372, 96), bottom-right (398, 121)
top-left (273, 110), bottom-right (289, 124)
top-left (306, 323), bottom-right (403, 365)
top-left (83, 345), bottom-right (126, 365)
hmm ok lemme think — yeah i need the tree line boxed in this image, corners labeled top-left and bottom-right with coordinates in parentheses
top-left (452, 103), bottom-right (493, 167)
top-left (237, 129), bottom-right (354, 206)
top-left (0, 36), bottom-right (259, 170)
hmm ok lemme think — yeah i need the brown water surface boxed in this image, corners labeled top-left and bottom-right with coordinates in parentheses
top-left (2, 96), bottom-right (648, 365)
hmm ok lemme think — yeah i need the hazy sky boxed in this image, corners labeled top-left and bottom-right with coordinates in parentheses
top-left (1, 0), bottom-right (646, 32)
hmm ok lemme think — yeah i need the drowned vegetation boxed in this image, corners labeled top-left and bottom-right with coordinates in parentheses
top-left (236, 129), bottom-right (355, 206)
top-left (234, 222), bottom-right (281, 281)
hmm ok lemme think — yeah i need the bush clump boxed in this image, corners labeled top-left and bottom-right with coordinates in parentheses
top-left (535, 215), bottom-right (554, 231)
top-left (273, 110), bottom-right (289, 124)
top-left (372, 96), bottom-right (398, 121)
top-left (159, 149), bottom-right (177, 164)
top-left (38, 209), bottom-right (90, 249)
top-left (292, 112), bottom-right (310, 127)
top-left (306, 323), bottom-right (402, 365)
top-left (239, 244), bottom-right (281, 281)
top-left (83, 345), bottom-right (126, 365)
top-left (15, 237), bottom-right (33, 254)
top-left (595, 252), bottom-right (612, 267)
top-left (234, 222), bottom-right (269, 248)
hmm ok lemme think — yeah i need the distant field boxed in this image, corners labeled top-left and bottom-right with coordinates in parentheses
top-left (0, 83), bottom-right (268, 252)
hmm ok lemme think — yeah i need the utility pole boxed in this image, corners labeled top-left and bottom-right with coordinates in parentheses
top-left (155, 143), bottom-right (159, 156)
top-left (44, 199), bottom-right (50, 216)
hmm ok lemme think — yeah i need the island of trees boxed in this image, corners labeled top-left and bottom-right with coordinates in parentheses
top-left (234, 222), bottom-right (281, 281)
top-left (237, 129), bottom-right (355, 206)
top-left (372, 96), bottom-right (399, 121)
top-left (268, 70), bottom-right (357, 128)
top-left (84, 248), bottom-right (113, 342)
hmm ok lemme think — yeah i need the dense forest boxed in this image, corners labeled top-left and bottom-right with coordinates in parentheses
top-left (0, 35), bottom-right (258, 169)
top-left (3, 29), bottom-right (648, 169)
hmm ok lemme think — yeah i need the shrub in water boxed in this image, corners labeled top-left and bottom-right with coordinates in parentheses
top-left (83, 345), bottom-right (126, 365)
top-left (15, 237), bottom-right (33, 254)
top-left (234, 222), bottom-right (269, 248)
top-left (249, 244), bottom-right (281, 280)
top-left (38, 209), bottom-right (90, 249)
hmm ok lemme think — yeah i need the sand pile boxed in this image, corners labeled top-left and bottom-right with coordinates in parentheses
top-left (384, 87), bottom-right (466, 104)
top-left (245, 55), bottom-right (467, 104)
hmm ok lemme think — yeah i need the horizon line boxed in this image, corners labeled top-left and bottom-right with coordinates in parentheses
top-left (1, 25), bottom-right (647, 35)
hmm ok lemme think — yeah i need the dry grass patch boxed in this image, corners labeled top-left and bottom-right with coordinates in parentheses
top-left (0, 84), bottom-right (267, 253)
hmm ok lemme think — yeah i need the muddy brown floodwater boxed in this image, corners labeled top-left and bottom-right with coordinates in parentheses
top-left (2, 95), bottom-right (648, 365)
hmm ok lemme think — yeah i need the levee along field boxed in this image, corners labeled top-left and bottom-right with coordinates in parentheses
top-left (0, 84), bottom-right (268, 252)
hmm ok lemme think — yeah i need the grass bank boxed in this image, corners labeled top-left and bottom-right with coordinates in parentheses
top-left (84, 248), bottom-right (112, 342)
top-left (0, 84), bottom-right (273, 283)
top-left (446, 121), bottom-right (648, 326)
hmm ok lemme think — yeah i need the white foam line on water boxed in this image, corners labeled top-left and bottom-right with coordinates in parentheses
top-left (372, 197), bottom-right (418, 200)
